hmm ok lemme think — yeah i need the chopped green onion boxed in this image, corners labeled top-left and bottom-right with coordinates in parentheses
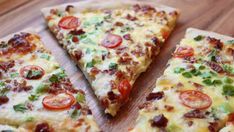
top-left (36, 84), bottom-right (49, 94)
top-left (223, 85), bottom-right (234, 96)
top-left (109, 63), bottom-right (118, 69)
top-left (212, 79), bottom-right (222, 86)
top-left (13, 103), bottom-right (27, 113)
top-left (194, 35), bottom-right (204, 41)
top-left (202, 79), bottom-right (213, 86)
top-left (10, 72), bottom-right (19, 78)
top-left (76, 92), bottom-right (85, 103)
top-left (182, 72), bottom-right (193, 78)
top-left (28, 94), bottom-right (39, 101)
top-left (174, 67), bottom-right (185, 74)
top-left (223, 77), bottom-right (233, 84)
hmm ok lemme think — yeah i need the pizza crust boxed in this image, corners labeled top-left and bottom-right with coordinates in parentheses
top-left (41, 0), bottom-right (179, 17)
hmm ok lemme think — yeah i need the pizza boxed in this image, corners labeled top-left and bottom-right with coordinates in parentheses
top-left (131, 28), bottom-right (234, 132)
top-left (0, 29), bottom-right (99, 132)
top-left (41, 0), bottom-right (179, 116)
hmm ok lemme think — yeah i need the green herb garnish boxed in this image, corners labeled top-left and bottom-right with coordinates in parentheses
top-left (223, 85), bottom-right (234, 96)
top-left (202, 79), bottom-right (213, 86)
top-left (212, 79), bottom-right (222, 86)
top-left (76, 92), bottom-right (85, 103)
top-left (13, 103), bottom-right (27, 113)
top-left (28, 94), bottom-right (39, 101)
top-left (182, 72), bottom-right (193, 78)
top-left (109, 63), bottom-right (118, 69)
top-left (174, 67), bottom-right (185, 74)
top-left (224, 77), bottom-right (233, 84)
top-left (194, 35), bottom-right (204, 41)
top-left (10, 72), bottom-right (19, 78)
top-left (40, 54), bottom-right (51, 60)
top-left (36, 84), bottom-right (49, 94)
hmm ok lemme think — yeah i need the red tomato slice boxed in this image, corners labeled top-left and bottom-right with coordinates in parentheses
top-left (174, 46), bottom-right (194, 58)
top-left (179, 90), bottom-right (212, 110)
top-left (102, 33), bottom-right (122, 48)
top-left (58, 16), bottom-right (80, 29)
top-left (228, 113), bottom-right (234, 124)
top-left (20, 65), bottom-right (45, 80)
top-left (42, 92), bottom-right (75, 110)
top-left (118, 79), bottom-right (131, 100)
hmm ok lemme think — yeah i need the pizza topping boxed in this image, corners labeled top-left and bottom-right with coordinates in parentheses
top-left (72, 50), bottom-right (83, 61)
top-left (114, 22), bottom-right (124, 27)
top-left (179, 90), bottom-right (212, 110)
top-left (151, 37), bottom-right (159, 45)
top-left (208, 122), bottom-right (218, 132)
top-left (20, 65), bottom-right (45, 80)
top-left (107, 91), bottom-right (118, 101)
top-left (123, 34), bottom-right (132, 41)
top-left (0, 60), bottom-right (15, 72)
top-left (28, 94), bottom-right (39, 101)
top-left (184, 110), bottom-right (206, 118)
top-left (13, 103), bottom-right (28, 113)
top-left (69, 29), bottom-right (85, 36)
top-left (35, 122), bottom-right (51, 132)
top-left (174, 46), bottom-right (194, 58)
top-left (72, 36), bottom-right (79, 43)
top-left (76, 91), bottom-right (85, 103)
top-left (0, 95), bottom-right (9, 105)
top-left (102, 33), bottom-right (122, 48)
top-left (207, 37), bottom-right (223, 50)
top-left (42, 92), bottom-right (75, 110)
top-left (205, 61), bottom-right (224, 73)
top-left (222, 85), bottom-right (234, 96)
top-left (118, 79), bottom-right (131, 100)
top-left (150, 114), bottom-right (168, 128)
top-left (12, 80), bottom-right (33, 92)
top-left (58, 16), bottom-right (80, 30)
top-left (146, 91), bottom-right (164, 101)
top-left (141, 5), bottom-right (156, 13)
top-left (126, 14), bottom-right (137, 21)
top-left (49, 78), bottom-right (78, 94)
top-left (65, 5), bottom-right (74, 12)
top-left (194, 35), bottom-right (204, 41)
top-left (227, 113), bottom-right (234, 123)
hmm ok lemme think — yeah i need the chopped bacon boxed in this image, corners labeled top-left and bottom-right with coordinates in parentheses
top-left (184, 110), bottom-right (206, 119)
top-left (118, 53), bottom-right (132, 64)
top-left (71, 102), bottom-right (81, 110)
top-left (164, 105), bottom-right (174, 112)
top-left (69, 29), bottom-right (85, 35)
top-left (126, 14), bottom-right (137, 21)
top-left (90, 67), bottom-right (100, 76)
top-left (169, 11), bottom-right (179, 16)
top-left (131, 45), bottom-right (144, 57)
top-left (65, 5), bottom-right (74, 12)
top-left (141, 5), bottom-right (156, 13)
top-left (0, 60), bottom-right (15, 72)
top-left (208, 122), bottom-right (218, 132)
top-left (107, 91), bottom-right (118, 101)
top-left (0, 96), bottom-right (9, 105)
top-left (100, 97), bottom-right (109, 108)
top-left (187, 121), bottom-right (193, 127)
top-left (115, 71), bottom-right (125, 80)
top-left (151, 114), bottom-right (168, 128)
top-left (35, 122), bottom-right (51, 132)
top-left (205, 61), bottom-right (224, 73)
top-left (227, 113), bottom-right (234, 123)
top-left (133, 4), bottom-right (141, 12)
top-left (114, 22), bottom-right (124, 27)
top-left (26, 102), bottom-right (34, 111)
top-left (146, 91), bottom-right (164, 101)
top-left (12, 80), bottom-right (32, 92)
top-left (192, 82), bottom-right (204, 90)
top-left (72, 50), bottom-right (83, 61)
top-left (207, 37), bottom-right (223, 50)
top-left (49, 78), bottom-right (78, 94)
top-left (123, 34), bottom-right (132, 41)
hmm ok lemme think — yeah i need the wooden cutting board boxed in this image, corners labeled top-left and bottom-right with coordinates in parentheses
top-left (0, 0), bottom-right (233, 131)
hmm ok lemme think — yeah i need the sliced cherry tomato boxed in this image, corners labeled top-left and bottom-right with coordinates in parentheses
top-left (42, 92), bottom-right (75, 110)
top-left (102, 33), bottom-right (122, 48)
top-left (118, 79), bottom-right (131, 100)
top-left (58, 16), bottom-right (80, 29)
top-left (228, 113), bottom-right (234, 124)
top-left (174, 46), bottom-right (194, 58)
top-left (20, 65), bottom-right (45, 80)
top-left (179, 90), bottom-right (212, 110)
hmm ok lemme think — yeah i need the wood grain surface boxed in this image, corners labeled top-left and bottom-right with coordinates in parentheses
top-left (0, 0), bottom-right (234, 131)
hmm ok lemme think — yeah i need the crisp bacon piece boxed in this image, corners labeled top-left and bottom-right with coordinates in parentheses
top-left (72, 50), bottom-right (83, 61)
top-left (126, 14), bottom-right (137, 21)
top-left (151, 114), bottom-right (168, 128)
top-left (146, 91), bottom-right (164, 101)
top-left (0, 60), bottom-right (15, 72)
top-left (114, 22), bottom-right (124, 27)
top-left (107, 91), bottom-right (118, 101)
top-left (133, 4), bottom-right (141, 12)
top-left (118, 53), bottom-right (132, 64)
top-left (205, 61), bottom-right (224, 73)
top-left (69, 29), bottom-right (85, 35)
top-left (49, 78), bottom-right (78, 94)
top-left (184, 110), bottom-right (205, 119)
top-left (151, 37), bottom-right (159, 45)
top-left (141, 5), bottom-right (156, 13)
top-left (208, 122), bottom-right (218, 132)
top-left (0, 96), bottom-right (9, 105)
top-left (12, 80), bottom-right (32, 92)
top-left (35, 122), bottom-right (51, 132)
top-left (207, 37), bottom-right (223, 50)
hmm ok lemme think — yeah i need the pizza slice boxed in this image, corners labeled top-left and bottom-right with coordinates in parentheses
top-left (41, 0), bottom-right (179, 116)
top-left (0, 29), bottom-right (99, 131)
top-left (131, 28), bottom-right (234, 132)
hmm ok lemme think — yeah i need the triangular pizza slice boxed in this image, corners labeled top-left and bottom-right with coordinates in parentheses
top-left (0, 29), bottom-right (99, 131)
top-left (131, 28), bottom-right (234, 132)
top-left (42, 0), bottom-right (179, 116)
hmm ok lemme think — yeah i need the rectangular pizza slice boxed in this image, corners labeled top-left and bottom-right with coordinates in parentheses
top-left (131, 28), bottom-right (234, 132)
top-left (41, 0), bottom-right (179, 116)
top-left (0, 29), bottom-right (99, 132)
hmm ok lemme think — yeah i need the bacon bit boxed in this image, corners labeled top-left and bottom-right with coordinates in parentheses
top-left (131, 45), bottom-right (144, 57)
top-left (187, 121), bottom-right (193, 127)
top-left (227, 113), bottom-right (234, 124)
top-left (0, 96), bottom-right (9, 105)
top-left (110, 80), bottom-right (117, 89)
top-left (69, 29), bottom-right (85, 35)
top-left (103, 69), bottom-right (116, 75)
top-left (169, 11), bottom-right (178, 16)
top-left (183, 56), bottom-right (197, 63)
top-left (150, 114), bottom-right (168, 128)
top-left (35, 122), bottom-right (51, 132)
top-left (90, 67), bottom-right (100, 76)
top-left (156, 11), bottom-right (166, 17)
top-left (49, 78), bottom-right (78, 94)
top-left (207, 37), bottom-right (223, 50)
top-left (107, 91), bottom-right (118, 101)
top-left (118, 53), bottom-right (132, 64)
top-left (72, 36), bottom-right (79, 43)
top-left (26, 102), bottom-right (34, 111)
top-left (138, 102), bottom-right (152, 109)
top-left (192, 82), bottom-right (204, 90)
top-left (151, 37), bottom-right (159, 45)
top-left (81, 107), bottom-right (92, 115)
top-left (12, 80), bottom-right (32, 92)
top-left (72, 102), bottom-right (81, 110)
top-left (126, 14), bottom-right (137, 21)
top-left (184, 110), bottom-right (206, 119)
top-left (72, 50), bottom-right (82, 61)
top-left (141, 5), bottom-right (156, 13)
top-left (115, 71), bottom-right (125, 79)
top-left (205, 61), bottom-right (224, 73)
top-left (164, 105), bottom-right (174, 112)
top-left (100, 97), bottom-right (109, 108)
top-left (114, 22), bottom-right (124, 27)
top-left (146, 92), bottom-right (164, 101)
top-left (0, 60), bottom-right (15, 72)
top-left (123, 34), bottom-right (132, 41)
top-left (65, 5), bottom-right (74, 12)
top-left (133, 4), bottom-right (141, 12)
top-left (116, 47), bottom-right (128, 55)
top-left (176, 82), bottom-right (184, 88)
top-left (208, 122), bottom-right (218, 132)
